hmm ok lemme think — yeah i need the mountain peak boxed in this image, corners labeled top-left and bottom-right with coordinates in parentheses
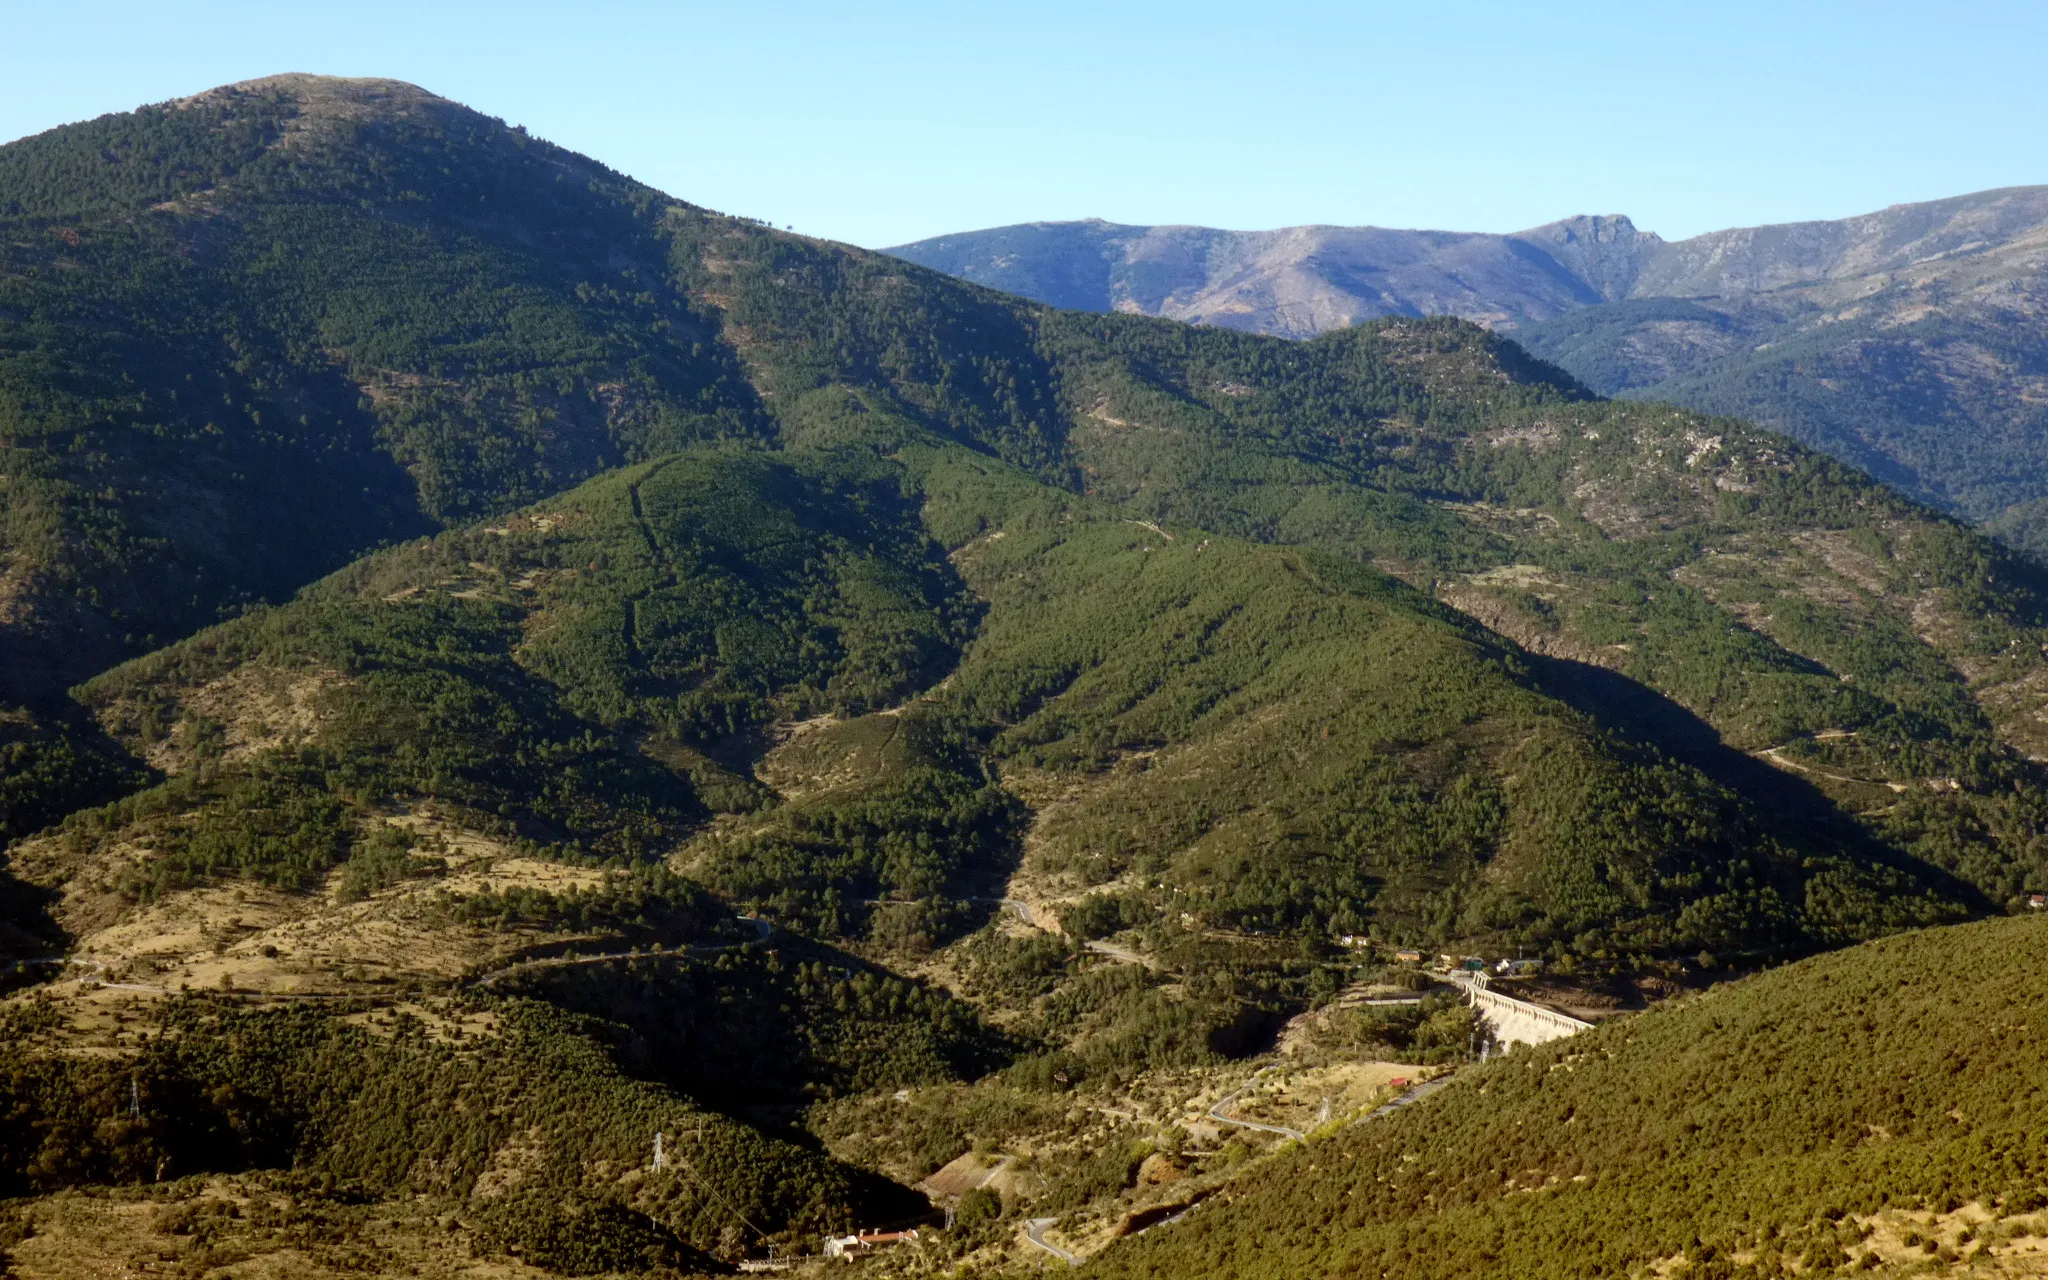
top-left (185, 73), bottom-right (437, 107)
top-left (1519, 212), bottom-right (1659, 245)
top-left (171, 74), bottom-right (477, 132)
top-left (1510, 214), bottom-right (1664, 302)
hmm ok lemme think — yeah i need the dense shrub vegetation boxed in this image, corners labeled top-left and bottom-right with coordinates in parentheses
top-left (0, 996), bottom-right (911, 1260)
top-left (925, 480), bottom-right (1966, 960)
top-left (698, 708), bottom-right (1023, 945)
top-left (10, 77), bottom-right (2048, 1274)
top-left (10, 77), bottom-right (2048, 959)
top-left (502, 942), bottom-right (1012, 1103)
top-left (1092, 913), bottom-right (2048, 1280)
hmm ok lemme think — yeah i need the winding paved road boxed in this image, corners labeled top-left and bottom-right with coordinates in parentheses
top-left (1024, 1217), bottom-right (1080, 1265)
top-left (1208, 1066), bottom-right (1306, 1141)
top-left (1036, 1065), bottom-right (1461, 1260)
top-left (1363, 1073), bottom-right (1455, 1121)
top-left (993, 898), bottom-right (1155, 968)
top-left (1080, 938), bottom-right (1153, 968)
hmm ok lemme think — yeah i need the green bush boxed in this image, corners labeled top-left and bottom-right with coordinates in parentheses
top-left (955, 1185), bottom-right (1002, 1230)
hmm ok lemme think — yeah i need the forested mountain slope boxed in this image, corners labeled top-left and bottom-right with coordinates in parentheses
top-left (0, 425), bottom-right (1973, 1270)
top-left (1042, 318), bottom-right (2048, 910)
top-left (892, 190), bottom-right (2048, 548)
top-left (7, 74), bottom-right (2048, 958)
top-left (0, 73), bottom-right (805, 849)
top-left (1086, 911), bottom-right (2048, 1280)
top-left (5, 75), bottom-right (2048, 1275)
top-left (0, 75), bottom-right (766, 709)
top-left (28, 429), bottom-right (1952, 995)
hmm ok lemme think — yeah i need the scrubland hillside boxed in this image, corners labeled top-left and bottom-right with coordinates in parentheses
top-left (3, 76), bottom-right (2048, 1276)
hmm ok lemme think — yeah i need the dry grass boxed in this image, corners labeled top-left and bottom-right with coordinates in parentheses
top-left (1, 807), bottom-right (621, 1044)
top-left (5, 1173), bottom-right (555, 1280)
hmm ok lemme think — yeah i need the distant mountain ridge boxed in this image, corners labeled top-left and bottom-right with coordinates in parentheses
top-left (886, 187), bottom-right (2048, 336)
top-left (888, 188), bottom-right (2048, 543)
top-left (886, 214), bottom-right (1663, 336)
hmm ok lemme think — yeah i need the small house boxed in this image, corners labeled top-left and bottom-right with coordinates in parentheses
top-left (824, 1230), bottom-right (919, 1260)
top-left (2030, 894), bottom-right (2046, 911)
top-left (1496, 958), bottom-right (1542, 976)
top-left (1394, 949), bottom-right (1424, 964)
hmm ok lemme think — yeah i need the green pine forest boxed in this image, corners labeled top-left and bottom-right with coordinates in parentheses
top-left (4, 74), bottom-right (2048, 1276)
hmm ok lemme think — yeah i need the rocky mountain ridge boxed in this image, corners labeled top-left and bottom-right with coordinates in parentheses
top-left (887, 188), bottom-right (2048, 337)
top-left (888, 188), bottom-right (2048, 544)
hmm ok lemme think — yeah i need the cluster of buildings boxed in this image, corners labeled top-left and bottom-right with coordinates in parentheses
top-left (1334, 938), bottom-right (1545, 976)
top-left (822, 1229), bottom-right (919, 1260)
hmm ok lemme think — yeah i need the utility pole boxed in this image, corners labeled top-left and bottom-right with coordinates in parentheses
top-left (652, 1131), bottom-right (667, 1172)
top-left (128, 1076), bottom-right (140, 1118)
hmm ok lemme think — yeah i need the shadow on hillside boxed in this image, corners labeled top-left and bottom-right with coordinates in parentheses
top-left (1524, 652), bottom-right (1993, 913)
top-left (495, 931), bottom-right (1017, 1112)
top-left (0, 703), bottom-right (154, 961)
top-left (1, 700), bottom-right (155, 835)
top-left (0, 873), bottom-right (69, 975)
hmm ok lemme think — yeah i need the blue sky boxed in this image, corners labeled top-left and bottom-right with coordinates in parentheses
top-left (4, 0), bottom-right (2044, 247)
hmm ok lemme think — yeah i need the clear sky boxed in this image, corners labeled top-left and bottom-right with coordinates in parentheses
top-left (4, 0), bottom-right (2045, 248)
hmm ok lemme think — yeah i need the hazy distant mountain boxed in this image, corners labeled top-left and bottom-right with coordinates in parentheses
top-left (890, 189), bottom-right (2048, 542)
top-left (887, 189), bottom-right (2048, 340)
top-left (885, 215), bottom-right (1663, 336)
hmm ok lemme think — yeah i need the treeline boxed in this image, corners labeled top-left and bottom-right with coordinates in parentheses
top-left (439, 863), bottom-right (724, 938)
top-left (57, 446), bottom-right (988, 896)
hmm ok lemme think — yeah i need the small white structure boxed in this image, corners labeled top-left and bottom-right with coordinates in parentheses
top-left (1495, 958), bottom-right (1543, 976)
top-left (824, 1229), bottom-right (919, 1260)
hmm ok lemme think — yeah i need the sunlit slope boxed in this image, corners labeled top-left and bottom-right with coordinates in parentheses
top-left (62, 446), bottom-right (965, 882)
top-left (1090, 911), bottom-right (2048, 1280)
top-left (913, 449), bottom-right (1962, 957)
top-left (11, 75), bottom-right (2048, 953)
top-left (0, 447), bottom-right (1010, 1264)
top-left (25, 431), bottom-right (1965, 978)
top-left (0, 76), bottom-right (770, 706)
top-left (1026, 318), bottom-right (2048, 911)
top-left (11, 77), bottom-right (2048, 936)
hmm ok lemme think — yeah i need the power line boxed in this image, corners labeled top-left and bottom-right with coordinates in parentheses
top-left (666, 1121), bottom-right (776, 1245)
